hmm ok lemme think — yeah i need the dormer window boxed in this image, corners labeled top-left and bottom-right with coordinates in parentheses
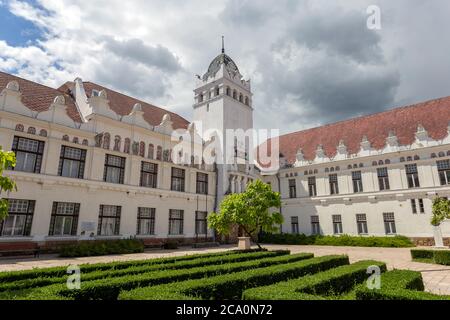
top-left (232, 90), bottom-right (237, 99)
top-left (239, 93), bottom-right (243, 103)
top-left (199, 94), bottom-right (204, 103)
top-left (92, 89), bottom-right (100, 97)
top-left (226, 87), bottom-right (230, 96)
top-left (215, 86), bottom-right (220, 96)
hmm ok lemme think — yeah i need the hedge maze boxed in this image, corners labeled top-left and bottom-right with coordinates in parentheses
top-left (0, 250), bottom-right (449, 300)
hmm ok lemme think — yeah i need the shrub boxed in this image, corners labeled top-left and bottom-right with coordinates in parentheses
top-left (243, 260), bottom-right (386, 300)
top-left (433, 251), bottom-right (450, 266)
top-left (410, 249), bottom-right (435, 260)
top-left (0, 250), bottom-right (289, 292)
top-left (56, 252), bottom-right (312, 300)
top-left (118, 255), bottom-right (349, 300)
top-left (163, 241), bottom-right (178, 250)
top-left (260, 233), bottom-right (414, 248)
top-left (410, 249), bottom-right (450, 265)
top-left (59, 239), bottom-right (144, 257)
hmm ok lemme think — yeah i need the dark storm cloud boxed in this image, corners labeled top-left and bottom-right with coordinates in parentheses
top-left (101, 36), bottom-right (182, 73)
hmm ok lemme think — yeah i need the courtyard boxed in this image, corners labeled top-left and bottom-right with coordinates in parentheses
top-left (1, 244), bottom-right (449, 295)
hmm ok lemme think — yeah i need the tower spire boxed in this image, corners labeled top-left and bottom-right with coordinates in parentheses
top-left (221, 35), bottom-right (225, 54)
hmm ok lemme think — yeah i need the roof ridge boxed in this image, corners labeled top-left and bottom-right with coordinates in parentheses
top-left (280, 95), bottom-right (450, 139)
top-left (0, 70), bottom-right (62, 93)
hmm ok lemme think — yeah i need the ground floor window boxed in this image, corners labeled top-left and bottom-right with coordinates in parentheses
top-left (98, 205), bottom-right (121, 236)
top-left (356, 214), bottom-right (368, 234)
top-left (332, 215), bottom-right (343, 235)
top-left (137, 207), bottom-right (155, 235)
top-left (291, 216), bottom-right (299, 234)
top-left (383, 212), bottom-right (396, 235)
top-left (311, 215), bottom-right (320, 235)
top-left (0, 199), bottom-right (35, 236)
top-left (169, 209), bottom-right (184, 235)
top-left (195, 211), bottom-right (208, 235)
top-left (49, 202), bottom-right (80, 236)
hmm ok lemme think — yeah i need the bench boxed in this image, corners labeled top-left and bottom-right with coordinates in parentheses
top-left (0, 243), bottom-right (41, 258)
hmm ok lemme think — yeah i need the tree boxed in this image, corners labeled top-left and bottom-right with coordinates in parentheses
top-left (0, 148), bottom-right (16, 220)
top-left (208, 179), bottom-right (283, 249)
top-left (431, 197), bottom-right (450, 226)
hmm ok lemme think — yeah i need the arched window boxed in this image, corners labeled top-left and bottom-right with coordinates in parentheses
top-left (304, 170), bottom-right (308, 175)
top-left (348, 165), bottom-right (352, 170)
top-left (378, 160), bottom-right (384, 165)
top-left (314, 169), bottom-right (318, 174)
top-left (114, 136), bottom-right (121, 151)
top-left (124, 138), bottom-right (131, 153)
top-left (226, 87), bottom-right (230, 96)
top-left (359, 163), bottom-right (364, 168)
top-left (325, 168), bottom-right (329, 173)
top-left (27, 127), bottom-right (36, 135)
top-left (407, 156), bottom-right (412, 162)
top-left (62, 135), bottom-right (69, 141)
top-left (102, 133), bottom-right (110, 149)
top-left (308, 170), bottom-right (313, 175)
top-left (245, 97), bottom-right (249, 106)
top-left (400, 157), bottom-right (405, 162)
top-left (330, 167), bottom-right (335, 172)
top-left (72, 137), bottom-right (79, 144)
top-left (215, 86), bottom-right (220, 96)
top-left (39, 129), bottom-right (47, 137)
top-left (139, 142), bottom-right (145, 157)
top-left (431, 153), bottom-right (437, 158)
top-left (156, 146), bottom-right (162, 161)
top-left (414, 155), bottom-right (420, 160)
top-left (447, 151), bottom-right (450, 156)
top-left (233, 90), bottom-right (237, 99)
top-left (148, 144), bottom-right (154, 159)
top-left (198, 94), bottom-right (204, 103)
top-left (335, 166), bottom-right (340, 171)
top-left (385, 159), bottom-right (391, 165)
top-left (353, 164), bottom-right (358, 169)
top-left (82, 139), bottom-right (88, 146)
top-left (239, 93), bottom-right (243, 102)
top-left (15, 124), bottom-right (24, 132)
top-left (438, 152), bottom-right (445, 158)
top-left (372, 161), bottom-right (378, 166)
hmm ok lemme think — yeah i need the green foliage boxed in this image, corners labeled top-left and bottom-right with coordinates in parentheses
top-left (119, 255), bottom-right (347, 300)
top-left (410, 249), bottom-right (450, 266)
top-left (260, 233), bottom-right (414, 248)
top-left (0, 250), bottom-right (285, 292)
top-left (431, 197), bottom-right (450, 226)
top-left (58, 239), bottom-right (144, 257)
top-left (208, 180), bottom-right (282, 247)
top-left (243, 260), bottom-right (386, 300)
top-left (0, 148), bottom-right (17, 220)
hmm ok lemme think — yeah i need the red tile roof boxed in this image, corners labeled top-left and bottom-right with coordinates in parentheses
top-left (59, 81), bottom-right (189, 130)
top-left (0, 71), bottom-right (82, 122)
top-left (274, 96), bottom-right (450, 164)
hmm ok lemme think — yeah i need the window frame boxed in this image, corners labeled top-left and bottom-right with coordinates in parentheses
top-left (356, 214), bottom-right (368, 235)
top-left (103, 154), bottom-right (126, 184)
top-left (97, 205), bottom-right (121, 236)
top-left (405, 164), bottom-right (420, 188)
top-left (332, 214), bottom-right (343, 235)
top-left (196, 172), bottom-right (208, 195)
top-left (308, 176), bottom-right (317, 197)
top-left (58, 145), bottom-right (87, 179)
top-left (48, 202), bottom-right (80, 236)
top-left (136, 207), bottom-right (156, 235)
top-left (291, 216), bottom-right (299, 234)
top-left (195, 211), bottom-right (208, 235)
top-left (140, 161), bottom-right (158, 188)
top-left (377, 167), bottom-right (390, 191)
top-left (329, 174), bottom-right (339, 195)
top-left (288, 179), bottom-right (297, 198)
top-left (437, 160), bottom-right (450, 185)
top-left (383, 212), bottom-right (397, 235)
top-left (11, 136), bottom-right (45, 173)
top-left (310, 215), bottom-right (320, 235)
top-left (0, 199), bottom-right (35, 237)
top-left (168, 209), bottom-right (184, 235)
top-left (171, 167), bottom-right (186, 192)
top-left (352, 171), bottom-right (363, 193)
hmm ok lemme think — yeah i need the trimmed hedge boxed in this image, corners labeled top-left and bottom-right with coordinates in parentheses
top-left (243, 260), bottom-right (386, 300)
top-left (0, 249), bottom-right (256, 283)
top-left (54, 252), bottom-right (312, 300)
top-left (260, 233), bottom-right (414, 248)
top-left (355, 269), bottom-right (450, 300)
top-left (0, 250), bottom-right (288, 292)
top-left (58, 239), bottom-right (145, 257)
top-left (411, 249), bottom-right (450, 266)
top-left (118, 255), bottom-right (349, 300)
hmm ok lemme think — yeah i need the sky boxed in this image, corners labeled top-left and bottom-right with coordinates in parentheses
top-left (0, 0), bottom-right (449, 135)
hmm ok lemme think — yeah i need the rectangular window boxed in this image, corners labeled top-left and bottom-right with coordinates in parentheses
top-left (383, 212), bottom-right (396, 235)
top-left (196, 172), bottom-right (208, 195)
top-left (140, 162), bottom-right (158, 188)
top-left (311, 215), bottom-right (320, 235)
top-left (356, 214), bottom-right (368, 234)
top-left (171, 168), bottom-right (185, 192)
top-left (411, 199), bottom-right (417, 214)
top-left (169, 209), bottom-right (184, 235)
top-left (405, 164), bottom-right (420, 188)
top-left (352, 171), bottom-right (363, 193)
top-left (195, 211), bottom-right (208, 235)
top-left (11, 136), bottom-right (45, 173)
top-left (289, 179), bottom-right (297, 198)
top-left (377, 167), bottom-right (390, 191)
top-left (103, 155), bottom-right (125, 184)
top-left (418, 198), bottom-right (425, 214)
top-left (136, 207), bottom-right (155, 235)
top-left (332, 215), bottom-right (343, 234)
top-left (291, 216), bottom-right (299, 234)
top-left (97, 205), bottom-right (121, 236)
top-left (0, 199), bottom-right (35, 236)
top-left (308, 177), bottom-right (317, 197)
top-left (58, 146), bottom-right (86, 179)
top-left (49, 202), bottom-right (80, 236)
top-left (329, 174), bottom-right (339, 195)
top-left (437, 160), bottom-right (450, 186)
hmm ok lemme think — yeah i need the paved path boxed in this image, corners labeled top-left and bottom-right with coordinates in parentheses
top-left (0, 244), bottom-right (449, 295)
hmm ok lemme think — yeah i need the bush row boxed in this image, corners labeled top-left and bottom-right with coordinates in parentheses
top-left (260, 233), bottom-right (414, 248)
top-left (410, 249), bottom-right (450, 265)
top-left (58, 239), bottom-right (145, 257)
top-left (0, 250), bottom-right (288, 292)
top-left (243, 260), bottom-right (386, 300)
top-left (0, 249), bottom-right (258, 283)
top-left (118, 255), bottom-right (350, 300)
top-left (54, 252), bottom-right (314, 300)
top-left (355, 269), bottom-right (450, 300)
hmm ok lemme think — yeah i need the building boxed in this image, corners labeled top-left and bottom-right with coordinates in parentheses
top-left (0, 47), bottom-right (449, 249)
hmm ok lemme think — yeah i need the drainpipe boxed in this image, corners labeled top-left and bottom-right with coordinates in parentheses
top-left (276, 172), bottom-right (283, 234)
